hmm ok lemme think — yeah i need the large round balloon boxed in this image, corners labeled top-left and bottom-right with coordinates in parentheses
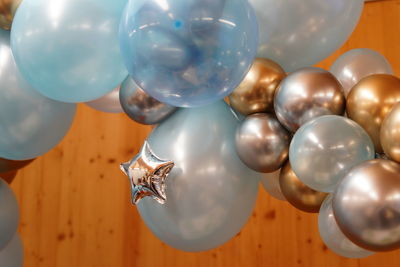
top-left (138, 101), bottom-right (261, 251)
top-left (0, 234), bottom-right (23, 267)
top-left (10, 0), bottom-right (128, 103)
top-left (0, 179), bottom-right (19, 250)
top-left (119, 0), bottom-right (259, 107)
top-left (0, 30), bottom-right (76, 160)
top-left (248, 0), bottom-right (364, 72)
top-left (290, 115), bottom-right (375, 193)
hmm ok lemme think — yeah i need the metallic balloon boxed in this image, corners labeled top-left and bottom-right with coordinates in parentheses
top-left (290, 115), bottom-right (375, 193)
top-left (319, 195), bottom-right (374, 258)
top-left (0, 158), bottom-right (34, 173)
top-left (381, 103), bottom-right (400, 163)
top-left (86, 87), bottom-right (124, 114)
top-left (279, 161), bottom-right (327, 213)
top-left (274, 67), bottom-right (345, 132)
top-left (120, 77), bottom-right (177, 125)
top-left (0, 234), bottom-right (23, 267)
top-left (347, 74), bottom-right (400, 153)
top-left (260, 169), bottom-right (286, 201)
top-left (0, 0), bottom-right (21, 30)
top-left (333, 159), bottom-right (400, 252)
top-left (137, 101), bottom-right (262, 252)
top-left (0, 179), bottom-right (19, 250)
top-left (229, 58), bottom-right (286, 115)
top-left (0, 171), bottom-right (17, 184)
top-left (235, 113), bottom-right (290, 173)
top-left (331, 48), bottom-right (393, 97)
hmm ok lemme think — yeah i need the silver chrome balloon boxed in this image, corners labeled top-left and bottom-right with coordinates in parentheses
top-left (333, 159), bottom-right (400, 252)
top-left (236, 113), bottom-right (290, 173)
top-left (86, 87), bottom-right (124, 113)
top-left (119, 77), bottom-right (177, 125)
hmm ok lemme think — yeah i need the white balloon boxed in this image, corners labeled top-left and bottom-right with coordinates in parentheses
top-left (0, 234), bottom-right (23, 267)
top-left (0, 179), bottom-right (19, 250)
top-left (260, 169), bottom-right (286, 201)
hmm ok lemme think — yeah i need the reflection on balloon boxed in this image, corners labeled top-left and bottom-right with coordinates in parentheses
top-left (274, 67), bottom-right (345, 132)
top-left (381, 103), bottom-right (400, 163)
top-left (319, 195), bottom-right (374, 258)
top-left (0, 29), bottom-right (76, 160)
top-left (119, 0), bottom-right (259, 107)
top-left (229, 58), bottom-right (286, 115)
top-left (331, 48), bottom-right (393, 97)
top-left (0, 234), bottom-right (23, 267)
top-left (86, 87), bottom-right (124, 114)
top-left (261, 169), bottom-right (286, 201)
top-left (290, 115), bottom-right (375, 192)
top-left (0, 179), bottom-right (19, 250)
top-left (0, 158), bottom-right (34, 173)
top-left (137, 101), bottom-right (261, 251)
top-left (119, 77), bottom-right (177, 125)
top-left (347, 74), bottom-right (400, 153)
top-left (0, 0), bottom-right (21, 30)
top-left (333, 159), bottom-right (400, 252)
top-left (11, 0), bottom-right (128, 102)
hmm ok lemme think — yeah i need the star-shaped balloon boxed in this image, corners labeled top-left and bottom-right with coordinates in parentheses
top-left (120, 141), bottom-right (174, 205)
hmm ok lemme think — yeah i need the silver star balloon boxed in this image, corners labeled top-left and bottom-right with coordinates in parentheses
top-left (120, 140), bottom-right (174, 205)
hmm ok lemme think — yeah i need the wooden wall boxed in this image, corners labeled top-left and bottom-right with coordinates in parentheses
top-left (11, 0), bottom-right (400, 266)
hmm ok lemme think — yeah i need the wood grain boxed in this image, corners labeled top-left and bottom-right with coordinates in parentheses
top-left (10, 1), bottom-right (400, 266)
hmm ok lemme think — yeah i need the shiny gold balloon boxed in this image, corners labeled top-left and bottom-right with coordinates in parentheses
top-left (0, 0), bottom-right (21, 30)
top-left (0, 170), bottom-right (17, 183)
top-left (279, 161), bottom-right (328, 213)
top-left (381, 103), bottom-right (400, 163)
top-left (0, 157), bottom-right (34, 173)
top-left (347, 74), bottom-right (400, 153)
top-left (229, 58), bottom-right (286, 115)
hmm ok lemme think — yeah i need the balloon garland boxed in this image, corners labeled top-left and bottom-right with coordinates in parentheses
top-left (0, 0), bottom-right (396, 264)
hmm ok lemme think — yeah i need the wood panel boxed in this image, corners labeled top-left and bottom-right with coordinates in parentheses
top-left (10, 1), bottom-right (400, 266)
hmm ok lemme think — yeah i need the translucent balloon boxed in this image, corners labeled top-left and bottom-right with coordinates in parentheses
top-left (10, 0), bottom-right (129, 103)
top-left (137, 101), bottom-right (261, 251)
top-left (86, 87), bottom-right (124, 114)
top-left (119, 0), bottom-right (259, 107)
top-left (0, 30), bottom-right (76, 160)
top-left (318, 195), bottom-right (374, 258)
top-left (331, 48), bottom-right (393, 97)
top-left (290, 115), bottom-right (375, 192)
top-left (260, 169), bottom-right (286, 201)
top-left (0, 234), bottom-right (23, 267)
top-left (0, 180), bottom-right (19, 250)
top-left (248, 0), bottom-right (364, 72)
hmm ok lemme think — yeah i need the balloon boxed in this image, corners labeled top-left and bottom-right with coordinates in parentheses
top-left (260, 169), bottom-right (286, 201)
top-left (248, 0), bottom-right (363, 72)
top-left (10, 0), bottom-right (128, 103)
top-left (331, 48), bottom-right (393, 97)
top-left (347, 74), bottom-right (400, 153)
top-left (0, 171), bottom-right (17, 184)
top-left (274, 67), bottom-right (345, 132)
top-left (119, 0), bottom-right (259, 107)
top-left (0, 0), bottom-right (21, 30)
top-left (86, 87), bottom-right (124, 114)
top-left (319, 195), bottom-right (374, 258)
top-left (290, 115), bottom-right (375, 193)
top-left (0, 30), bottom-right (76, 160)
top-left (119, 77), bottom-right (177, 125)
top-left (280, 161), bottom-right (327, 213)
top-left (235, 113), bottom-right (290, 173)
top-left (137, 101), bottom-right (261, 251)
top-left (381, 103), bottom-right (400, 163)
top-left (0, 234), bottom-right (23, 267)
top-left (229, 58), bottom-right (286, 115)
top-left (333, 159), bottom-right (400, 252)
top-left (0, 158), bottom-right (34, 173)
top-left (0, 179), bottom-right (19, 250)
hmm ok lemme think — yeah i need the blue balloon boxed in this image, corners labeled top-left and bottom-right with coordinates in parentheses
top-left (10, 0), bottom-right (129, 103)
top-left (119, 0), bottom-right (258, 107)
top-left (0, 30), bottom-right (76, 160)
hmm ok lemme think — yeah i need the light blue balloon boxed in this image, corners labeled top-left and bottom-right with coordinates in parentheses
top-left (0, 30), bottom-right (76, 160)
top-left (119, 0), bottom-right (258, 107)
top-left (0, 180), bottom-right (19, 250)
top-left (10, 0), bottom-right (129, 103)
top-left (138, 101), bottom-right (261, 251)
top-left (0, 234), bottom-right (23, 267)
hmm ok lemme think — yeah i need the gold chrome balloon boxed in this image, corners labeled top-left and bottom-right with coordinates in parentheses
top-left (279, 161), bottom-right (328, 213)
top-left (381, 103), bottom-right (400, 163)
top-left (347, 74), bottom-right (400, 153)
top-left (0, 0), bottom-right (21, 30)
top-left (0, 157), bottom-right (34, 173)
top-left (229, 58), bottom-right (286, 115)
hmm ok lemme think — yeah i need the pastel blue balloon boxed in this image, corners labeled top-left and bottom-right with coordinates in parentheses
top-left (10, 0), bottom-right (129, 103)
top-left (119, 0), bottom-right (258, 107)
top-left (0, 234), bottom-right (23, 267)
top-left (0, 30), bottom-right (76, 160)
top-left (138, 101), bottom-right (261, 251)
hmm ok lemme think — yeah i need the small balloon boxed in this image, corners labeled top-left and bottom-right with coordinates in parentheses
top-left (0, 179), bottom-right (19, 250)
top-left (0, 158), bottom-right (34, 173)
top-left (290, 115), bottom-right (375, 192)
top-left (0, 0), bottom-right (21, 30)
top-left (274, 67), bottom-right (345, 132)
top-left (318, 195), bottom-right (374, 258)
top-left (119, 0), bottom-right (259, 107)
top-left (235, 113), bottom-right (290, 173)
top-left (229, 58), bottom-right (286, 116)
top-left (279, 161), bottom-right (327, 213)
top-left (331, 48), bottom-right (393, 97)
top-left (0, 234), bottom-right (23, 267)
top-left (381, 103), bottom-right (400, 163)
top-left (347, 74), bottom-right (400, 153)
top-left (0, 171), bottom-right (17, 184)
top-left (86, 87), bottom-right (124, 113)
top-left (260, 169), bottom-right (286, 201)
top-left (333, 159), bottom-right (400, 252)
